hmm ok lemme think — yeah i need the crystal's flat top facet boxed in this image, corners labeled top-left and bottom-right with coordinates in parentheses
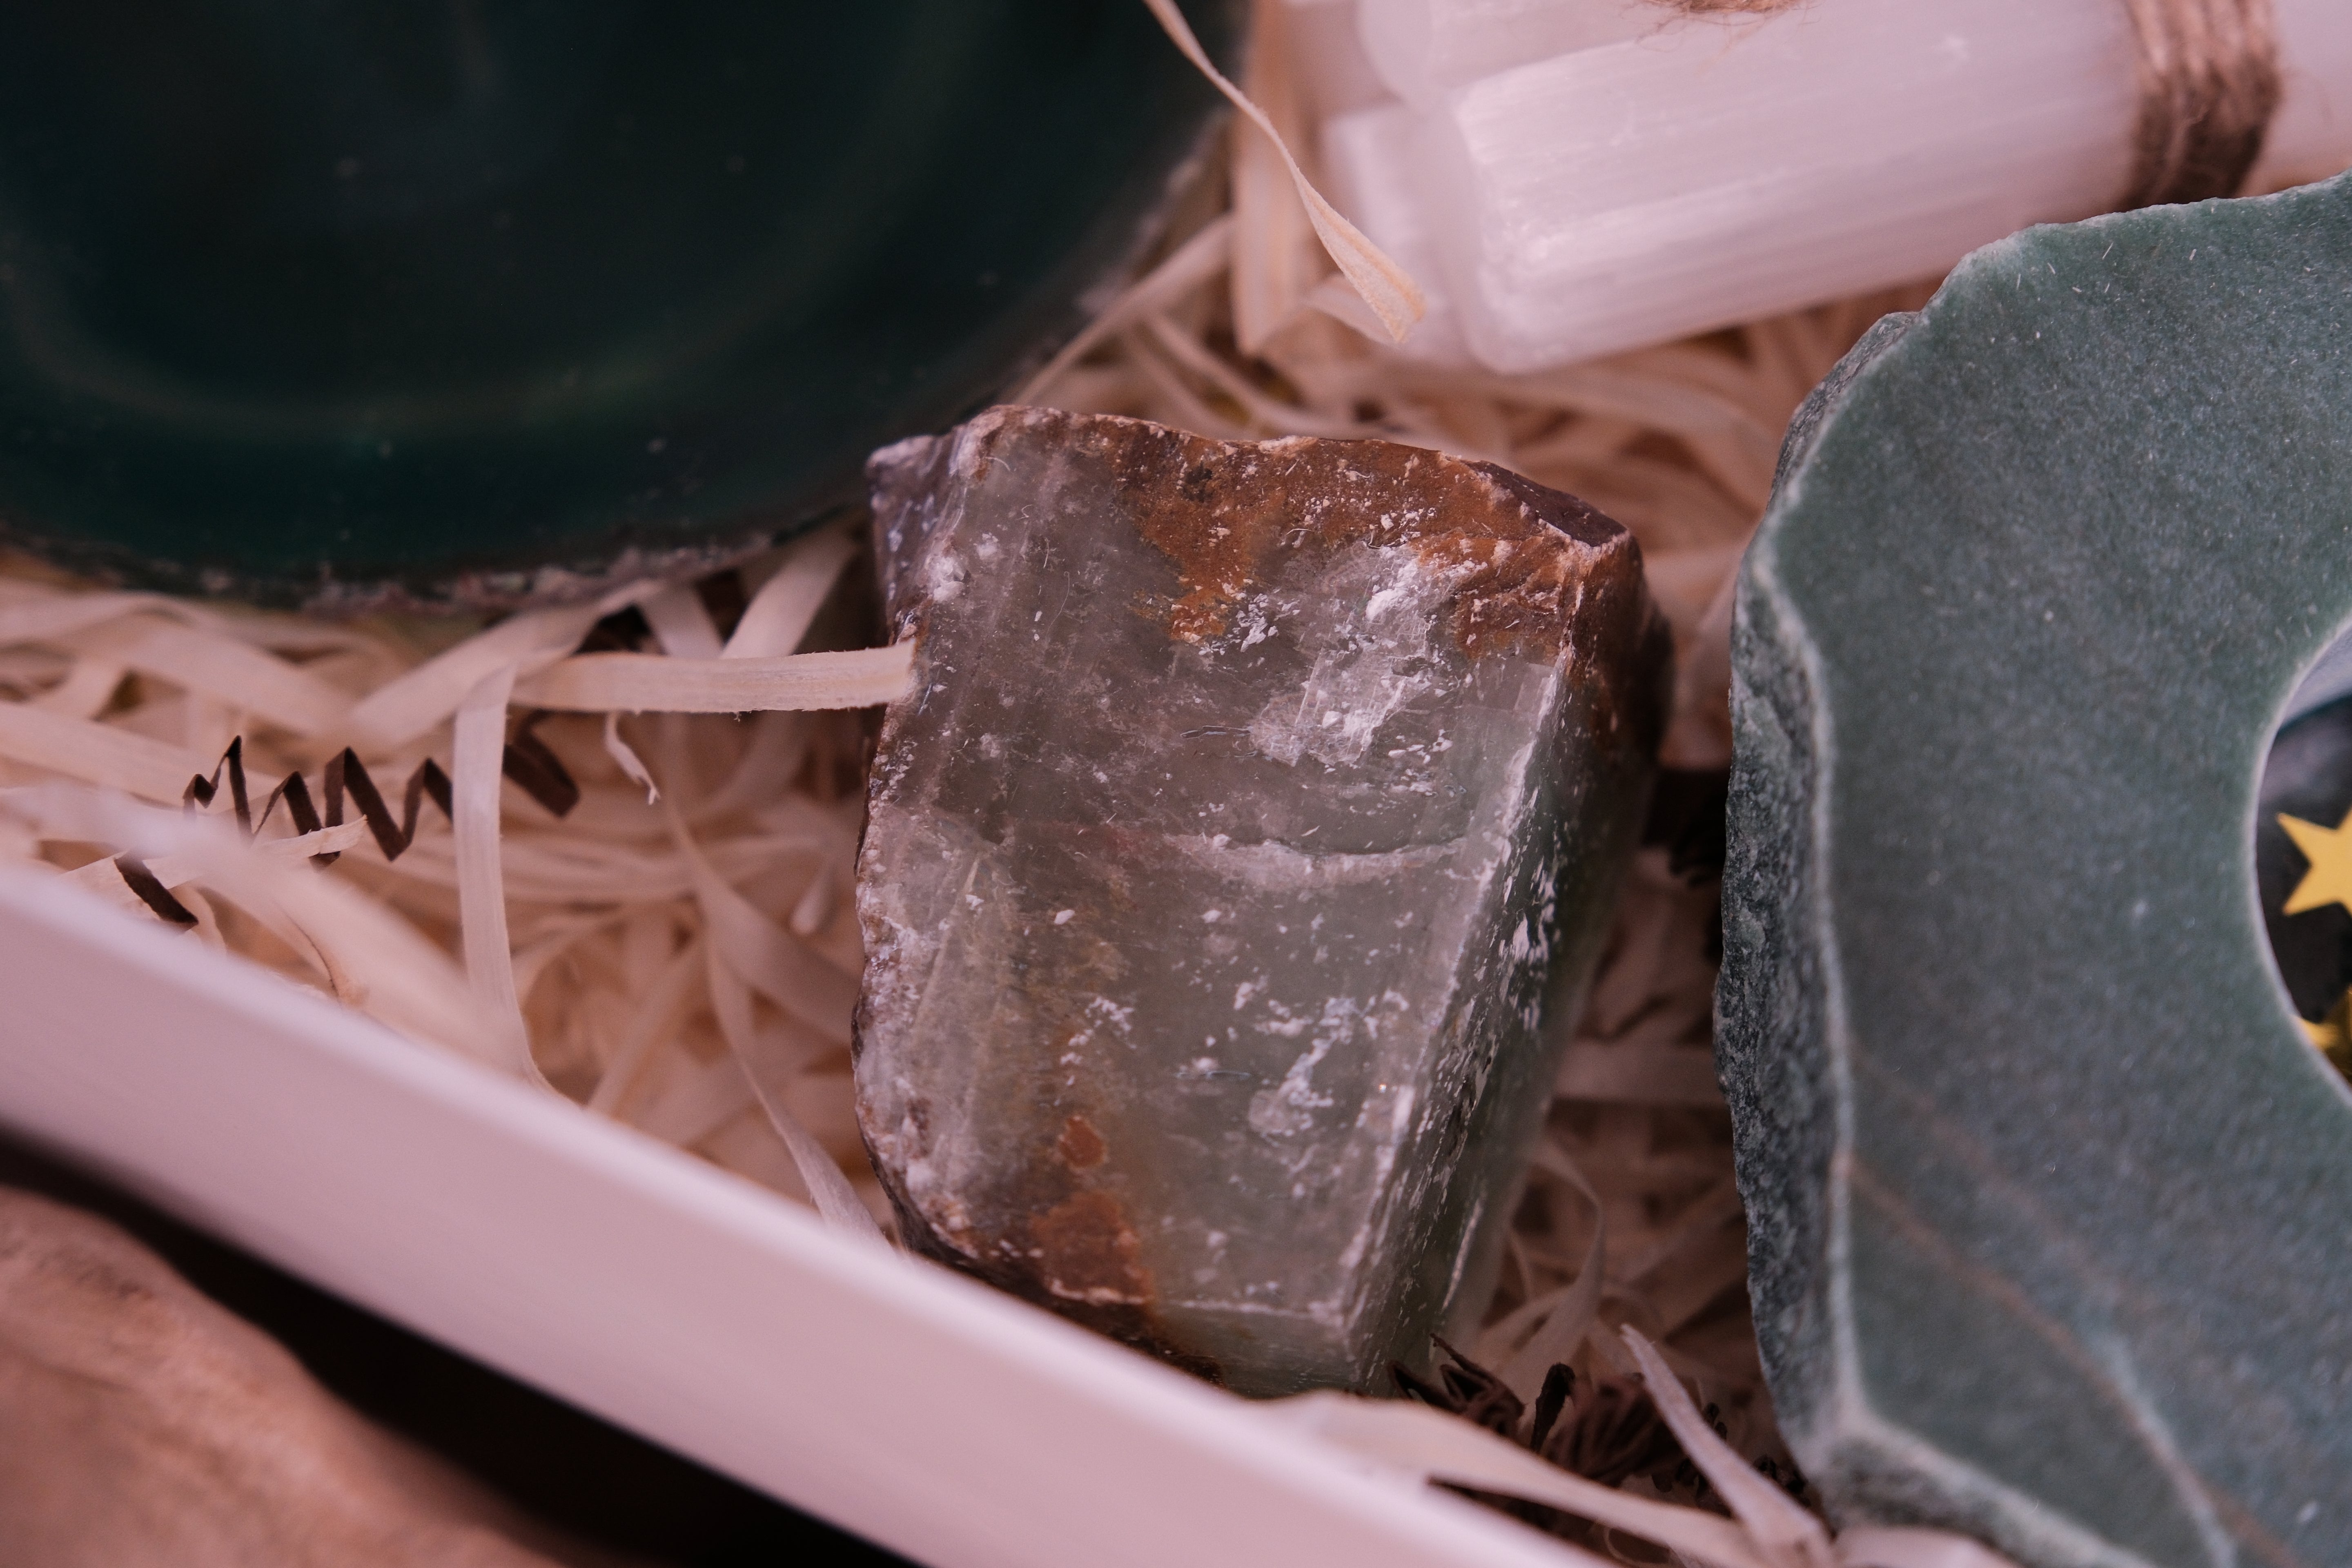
top-left (1722, 174), bottom-right (2352, 1568)
top-left (854, 408), bottom-right (1664, 1394)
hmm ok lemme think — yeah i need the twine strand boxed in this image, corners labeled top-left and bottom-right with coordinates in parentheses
top-left (2115, 0), bottom-right (2281, 206)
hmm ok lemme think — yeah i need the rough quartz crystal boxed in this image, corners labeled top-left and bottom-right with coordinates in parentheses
top-left (853, 407), bottom-right (1665, 1394)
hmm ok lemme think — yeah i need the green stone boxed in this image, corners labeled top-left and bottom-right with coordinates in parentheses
top-left (1722, 175), bottom-right (2352, 1567)
top-left (855, 408), bottom-right (1666, 1396)
top-left (0, 2), bottom-right (1229, 610)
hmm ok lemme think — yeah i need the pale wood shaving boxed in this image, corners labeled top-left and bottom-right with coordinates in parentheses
top-left (516, 644), bottom-right (912, 715)
top-left (1142, 0), bottom-right (1427, 342)
top-left (0, 521), bottom-right (907, 1228)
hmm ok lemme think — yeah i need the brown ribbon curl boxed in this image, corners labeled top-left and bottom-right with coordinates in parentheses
top-left (1650, 0), bottom-right (2282, 209)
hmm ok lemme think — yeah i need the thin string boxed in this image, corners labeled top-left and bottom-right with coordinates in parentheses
top-left (2115, 0), bottom-right (2281, 207)
top-left (1648, 0), bottom-right (2281, 208)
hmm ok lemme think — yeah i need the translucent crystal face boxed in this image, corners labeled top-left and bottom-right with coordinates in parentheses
top-left (854, 408), bottom-right (1662, 1394)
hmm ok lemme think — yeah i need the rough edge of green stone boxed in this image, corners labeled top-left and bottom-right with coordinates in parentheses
top-left (1715, 236), bottom-right (2266, 1568)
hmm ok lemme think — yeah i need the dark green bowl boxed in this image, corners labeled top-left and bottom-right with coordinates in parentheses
top-left (0, 2), bottom-right (1231, 610)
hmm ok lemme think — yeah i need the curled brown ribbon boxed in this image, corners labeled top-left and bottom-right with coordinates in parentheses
top-left (179, 715), bottom-right (581, 871)
top-left (1648, 0), bottom-right (2283, 208)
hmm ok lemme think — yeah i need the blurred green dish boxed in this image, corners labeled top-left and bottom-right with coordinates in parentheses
top-left (0, 2), bottom-right (1231, 609)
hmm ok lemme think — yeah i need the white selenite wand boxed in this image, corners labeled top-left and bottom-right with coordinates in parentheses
top-left (1310, 0), bottom-right (2352, 371)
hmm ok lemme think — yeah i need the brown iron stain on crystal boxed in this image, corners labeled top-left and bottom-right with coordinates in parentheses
top-left (1057, 1114), bottom-right (1109, 1171)
top-left (993, 412), bottom-right (1619, 643)
top-left (868, 409), bottom-right (1664, 756)
top-left (1030, 1190), bottom-right (1152, 1306)
top-left (940, 408), bottom-right (1664, 759)
top-left (1151, 452), bottom-right (1292, 641)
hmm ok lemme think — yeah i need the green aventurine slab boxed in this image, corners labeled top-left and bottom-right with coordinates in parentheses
top-left (1722, 176), bottom-right (2352, 1566)
top-left (855, 408), bottom-right (1665, 1394)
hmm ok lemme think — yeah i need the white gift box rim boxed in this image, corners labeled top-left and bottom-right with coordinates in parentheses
top-left (0, 870), bottom-right (1577, 1568)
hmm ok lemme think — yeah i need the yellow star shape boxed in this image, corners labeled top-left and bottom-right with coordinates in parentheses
top-left (2279, 804), bottom-right (2352, 915)
top-left (2300, 989), bottom-right (2352, 1085)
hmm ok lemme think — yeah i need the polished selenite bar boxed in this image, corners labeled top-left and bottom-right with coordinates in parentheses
top-left (1342, 0), bottom-right (2352, 370)
top-left (1355, 0), bottom-right (1652, 110)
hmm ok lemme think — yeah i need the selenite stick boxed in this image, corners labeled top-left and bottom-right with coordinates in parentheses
top-left (1334, 0), bottom-right (2352, 370)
